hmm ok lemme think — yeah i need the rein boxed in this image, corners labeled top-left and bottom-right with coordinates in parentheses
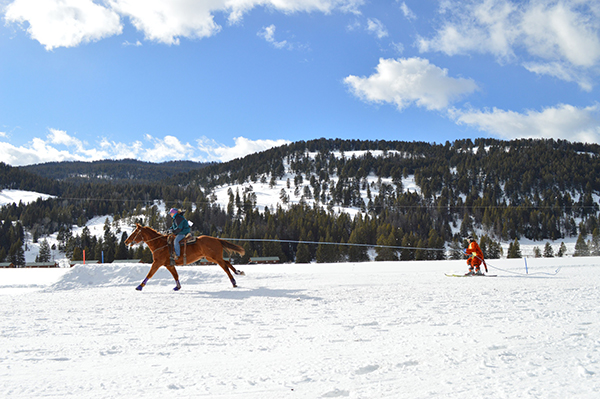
top-left (129, 227), bottom-right (169, 251)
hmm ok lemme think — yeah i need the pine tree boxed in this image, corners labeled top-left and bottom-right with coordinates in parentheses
top-left (480, 235), bottom-right (502, 259)
top-left (448, 240), bottom-right (464, 260)
top-left (72, 247), bottom-right (83, 261)
top-left (507, 238), bottom-right (521, 258)
top-left (589, 228), bottom-right (600, 256)
top-left (295, 243), bottom-right (311, 263)
top-left (9, 239), bottom-right (25, 266)
top-left (414, 239), bottom-right (427, 261)
top-left (459, 212), bottom-right (473, 237)
top-left (316, 233), bottom-right (339, 263)
top-left (115, 232), bottom-right (129, 260)
top-left (573, 233), bottom-right (590, 257)
top-left (37, 239), bottom-right (52, 263)
top-left (138, 247), bottom-right (153, 263)
top-left (557, 242), bottom-right (567, 257)
top-left (375, 230), bottom-right (398, 261)
top-left (347, 224), bottom-right (369, 262)
top-left (543, 242), bottom-right (554, 258)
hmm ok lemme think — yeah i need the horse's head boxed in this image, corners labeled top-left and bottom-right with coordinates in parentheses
top-left (125, 224), bottom-right (144, 247)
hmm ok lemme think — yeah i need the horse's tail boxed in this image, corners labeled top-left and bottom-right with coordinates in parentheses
top-left (220, 239), bottom-right (246, 256)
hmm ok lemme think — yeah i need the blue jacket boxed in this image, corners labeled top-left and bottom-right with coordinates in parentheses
top-left (170, 213), bottom-right (191, 236)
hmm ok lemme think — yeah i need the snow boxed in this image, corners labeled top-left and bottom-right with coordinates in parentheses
top-left (0, 189), bottom-right (55, 206)
top-left (1, 258), bottom-right (599, 398)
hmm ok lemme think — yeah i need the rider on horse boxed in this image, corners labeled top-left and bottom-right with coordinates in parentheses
top-left (169, 208), bottom-right (191, 260)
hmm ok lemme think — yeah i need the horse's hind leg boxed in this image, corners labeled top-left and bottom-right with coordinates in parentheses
top-left (214, 259), bottom-right (238, 287)
top-left (225, 260), bottom-right (244, 276)
top-left (165, 266), bottom-right (181, 291)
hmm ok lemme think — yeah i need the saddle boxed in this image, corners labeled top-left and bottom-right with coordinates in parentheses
top-left (168, 233), bottom-right (196, 265)
top-left (184, 233), bottom-right (196, 244)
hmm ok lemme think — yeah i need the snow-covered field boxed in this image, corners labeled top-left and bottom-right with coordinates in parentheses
top-left (1, 257), bottom-right (599, 398)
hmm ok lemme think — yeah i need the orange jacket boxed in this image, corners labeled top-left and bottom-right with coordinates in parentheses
top-left (466, 241), bottom-right (484, 260)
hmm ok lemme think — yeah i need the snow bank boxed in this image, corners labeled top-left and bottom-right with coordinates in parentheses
top-left (45, 263), bottom-right (227, 291)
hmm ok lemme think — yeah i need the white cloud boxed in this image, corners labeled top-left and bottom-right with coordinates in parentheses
top-left (195, 136), bottom-right (291, 163)
top-left (366, 18), bottom-right (388, 39)
top-left (399, 1), bottom-right (416, 20)
top-left (417, 0), bottom-right (518, 59)
top-left (391, 41), bottom-right (404, 54)
top-left (106, 0), bottom-right (221, 45)
top-left (520, 1), bottom-right (599, 68)
top-left (0, 128), bottom-right (290, 166)
top-left (3, 0), bottom-right (363, 48)
top-left (0, 133), bottom-right (107, 166)
top-left (258, 24), bottom-right (290, 49)
top-left (417, 0), bottom-right (600, 89)
top-left (449, 103), bottom-right (600, 143)
top-left (122, 40), bottom-right (142, 47)
top-left (4, 0), bottom-right (123, 50)
top-left (344, 57), bottom-right (479, 111)
top-left (142, 134), bottom-right (195, 162)
top-left (99, 138), bottom-right (143, 159)
top-left (523, 60), bottom-right (593, 91)
top-left (44, 128), bottom-right (113, 160)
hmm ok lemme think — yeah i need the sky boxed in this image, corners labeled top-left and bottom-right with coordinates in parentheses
top-left (0, 0), bottom-right (599, 166)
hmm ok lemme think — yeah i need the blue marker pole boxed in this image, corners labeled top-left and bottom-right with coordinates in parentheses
top-left (524, 257), bottom-right (528, 274)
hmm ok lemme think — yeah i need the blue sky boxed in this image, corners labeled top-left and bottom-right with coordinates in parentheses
top-left (0, 0), bottom-right (599, 166)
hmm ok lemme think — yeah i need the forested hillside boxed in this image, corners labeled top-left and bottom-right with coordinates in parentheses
top-left (2, 138), bottom-right (600, 265)
top-left (21, 159), bottom-right (210, 183)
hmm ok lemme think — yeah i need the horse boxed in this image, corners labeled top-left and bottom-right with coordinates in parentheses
top-left (124, 224), bottom-right (246, 291)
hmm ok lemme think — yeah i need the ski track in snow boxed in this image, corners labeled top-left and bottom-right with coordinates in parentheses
top-left (1, 259), bottom-right (599, 398)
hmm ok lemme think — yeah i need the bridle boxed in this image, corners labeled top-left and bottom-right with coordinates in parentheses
top-left (129, 227), bottom-right (164, 247)
top-left (128, 226), bottom-right (169, 251)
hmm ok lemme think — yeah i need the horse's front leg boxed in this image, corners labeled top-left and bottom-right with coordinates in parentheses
top-left (136, 262), bottom-right (162, 291)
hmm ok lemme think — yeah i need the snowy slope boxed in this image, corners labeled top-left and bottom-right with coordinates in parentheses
top-left (0, 189), bottom-right (55, 206)
top-left (1, 258), bottom-right (599, 398)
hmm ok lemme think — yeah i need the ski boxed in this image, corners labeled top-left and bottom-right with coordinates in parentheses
top-left (445, 274), bottom-right (497, 277)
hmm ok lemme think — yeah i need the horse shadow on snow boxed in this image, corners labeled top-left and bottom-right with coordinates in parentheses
top-left (187, 286), bottom-right (322, 301)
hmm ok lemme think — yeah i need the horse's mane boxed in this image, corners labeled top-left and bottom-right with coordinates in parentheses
top-left (138, 224), bottom-right (165, 237)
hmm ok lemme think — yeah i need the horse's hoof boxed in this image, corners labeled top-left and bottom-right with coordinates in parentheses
top-left (136, 285), bottom-right (143, 291)
top-left (238, 270), bottom-right (245, 276)
top-left (173, 285), bottom-right (181, 291)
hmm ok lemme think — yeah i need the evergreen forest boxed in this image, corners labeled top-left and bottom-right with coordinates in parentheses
top-left (2, 138), bottom-right (600, 265)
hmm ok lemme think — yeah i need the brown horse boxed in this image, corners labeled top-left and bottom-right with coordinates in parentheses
top-left (124, 224), bottom-right (245, 291)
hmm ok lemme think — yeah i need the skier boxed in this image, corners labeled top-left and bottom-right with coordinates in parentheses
top-left (464, 235), bottom-right (485, 275)
top-left (168, 208), bottom-right (191, 260)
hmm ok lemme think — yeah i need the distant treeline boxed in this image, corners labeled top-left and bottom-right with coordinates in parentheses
top-left (1, 138), bottom-right (600, 264)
